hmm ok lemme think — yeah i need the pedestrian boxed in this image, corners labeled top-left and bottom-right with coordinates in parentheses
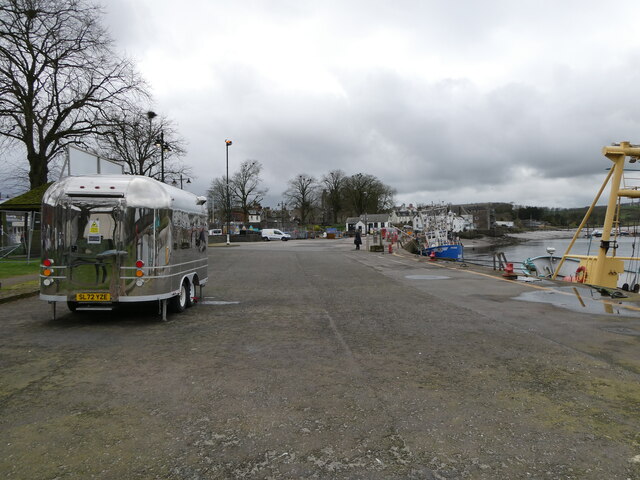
top-left (354, 228), bottom-right (362, 250)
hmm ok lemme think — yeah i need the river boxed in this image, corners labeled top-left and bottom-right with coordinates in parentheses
top-left (464, 233), bottom-right (640, 266)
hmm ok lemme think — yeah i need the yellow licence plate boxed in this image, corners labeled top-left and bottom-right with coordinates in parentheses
top-left (75, 293), bottom-right (111, 302)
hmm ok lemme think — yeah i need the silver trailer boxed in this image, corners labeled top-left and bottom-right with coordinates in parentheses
top-left (40, 175), bottom-right (208, 320)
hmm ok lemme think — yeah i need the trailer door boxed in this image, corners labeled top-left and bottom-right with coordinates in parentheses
top-left (63, 196), bottom-right (125, 304)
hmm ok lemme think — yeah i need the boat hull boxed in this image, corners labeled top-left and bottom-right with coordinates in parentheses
top-left (521, 256), bottom-right (580, 279)
top-left (422, 244), bottom-right (464, 260)
top-left (521, 255), bottom-right (638, 290)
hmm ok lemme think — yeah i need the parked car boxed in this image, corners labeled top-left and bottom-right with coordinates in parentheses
top-left (261, 229), bottom-right (291, 241)
top-left (208, 229), bottom-right (223, 236)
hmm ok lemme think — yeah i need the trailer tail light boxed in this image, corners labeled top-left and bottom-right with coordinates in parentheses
top-left (42, 258), bottom-right (54, 277)
top-left (135, 260), bottom-right (144, 278)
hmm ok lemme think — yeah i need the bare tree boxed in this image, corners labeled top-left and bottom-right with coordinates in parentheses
top-left (97, 108), bottom-right (188, 181)
top-left (207, 176), bottom-right (233, 227)
top-left (343, 173), bottom-right (395, 216)
top-left (321, 169), bottom-right (346, 224)
top-left (0, 0), bottom-right (146, 189)
top-left (284, 174), bottom-right (318, 225)
top-left (231, 160), bottom-right (266, 221)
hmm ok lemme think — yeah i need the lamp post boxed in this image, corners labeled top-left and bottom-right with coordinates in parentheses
top-left (147, 111), bottom-right (171, 183)
top-left (172, 174), bottom-right (191, 189)
top-left (225, 139), bottom-right (232, 245)
top-left (154, 132), bottom-right (172, 183)
top-left (278, 202), bottom-right (285, 229)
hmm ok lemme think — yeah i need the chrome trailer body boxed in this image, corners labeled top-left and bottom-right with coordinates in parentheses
top-left (40, 175), bottom-right (208, 319)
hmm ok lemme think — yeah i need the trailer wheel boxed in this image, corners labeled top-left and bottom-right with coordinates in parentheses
top-left (67, 301), bottom-right (78, 312)
top-left (170, 280), bottom-right (189, 313)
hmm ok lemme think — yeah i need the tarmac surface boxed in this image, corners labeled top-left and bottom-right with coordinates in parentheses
top-left (1, 237), bottom-right (639, 479)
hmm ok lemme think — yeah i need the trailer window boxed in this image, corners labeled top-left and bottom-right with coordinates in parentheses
top-left (66, 204), bottom-right (118, 254)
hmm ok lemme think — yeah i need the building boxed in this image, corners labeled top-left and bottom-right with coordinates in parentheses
top-left (390, 204), bottom-right (417, 226)
top-left (346, 214), bottom-right (393, 233)
top-left (247, 209), bottom-right (261, 225)
top-left (412, 209), bottom-right (474, 233)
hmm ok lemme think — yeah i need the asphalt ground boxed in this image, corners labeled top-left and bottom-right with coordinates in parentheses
top-left (1, 238), bottom-right (639, 479)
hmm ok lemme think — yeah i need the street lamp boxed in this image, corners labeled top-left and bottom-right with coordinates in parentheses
top-left (147, 111), bottom-right (171, 183)
top-left (225, 139), bottom-right (232, 245)
top-left (278, 201), bottom-right (286, 229)
top-left (172, 174), bottom-right (191, 189)
top-left (154, 132), bottom-right (171, 183)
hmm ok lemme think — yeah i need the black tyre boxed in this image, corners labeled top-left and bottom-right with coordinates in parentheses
top-left (185, 278), bottom-right (195, 308)
top-left (67, 301), bottom-right (78, 312)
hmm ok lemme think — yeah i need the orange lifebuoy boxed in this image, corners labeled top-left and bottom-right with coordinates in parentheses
top-left (575, 265), bottom-right (587, 283)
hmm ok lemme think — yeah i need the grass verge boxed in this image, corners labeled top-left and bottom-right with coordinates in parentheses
top-left (0, 260), bottom-right (40, 279)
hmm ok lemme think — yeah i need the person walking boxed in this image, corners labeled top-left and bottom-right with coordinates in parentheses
top-left (354, 228), bottom-right (362, 250)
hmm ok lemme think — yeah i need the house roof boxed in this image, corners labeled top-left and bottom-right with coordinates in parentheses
top-left (361, 213), bottom-right (391, 222)
top-left (0, 182), bottom-right (52, 212)
top-left (346, 214), bottom-right (391, 223)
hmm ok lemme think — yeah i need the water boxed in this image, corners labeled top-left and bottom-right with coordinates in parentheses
top-left (465, 234), bottom-right (640, 266)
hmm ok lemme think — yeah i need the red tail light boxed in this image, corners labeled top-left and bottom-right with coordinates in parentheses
top-left (43, 259), bottom-right (52, 267)
top-left (135, 260), bottom-right (144, 268)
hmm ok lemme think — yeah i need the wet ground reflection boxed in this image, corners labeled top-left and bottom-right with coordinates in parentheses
top-left (514, 286), bottom-right (640, 318)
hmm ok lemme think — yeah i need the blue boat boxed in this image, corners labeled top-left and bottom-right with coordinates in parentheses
top-left (417, 206), bottom-right (467, 261)
top-left (423, 243), bottom-right (464, 260)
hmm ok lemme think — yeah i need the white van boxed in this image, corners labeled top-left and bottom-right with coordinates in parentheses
top-left (261, 229), bottom-right (291, 241)
top-left (208, 229), bottom-right (223, 236)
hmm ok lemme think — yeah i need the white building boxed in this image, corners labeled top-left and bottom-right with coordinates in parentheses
top-left (413, 209), bottom-right (474, 233)
top-left (390, 204), bottom-right (417, 226)
top-left (346, 214), bottom-right (393, 233)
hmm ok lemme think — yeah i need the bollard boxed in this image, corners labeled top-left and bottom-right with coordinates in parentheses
top-left (429, 251), bottom-right (436, 261)
top-left (502, 262), bottom-right (518, 279)
top-left (388, 242), bottom-right (393, 254)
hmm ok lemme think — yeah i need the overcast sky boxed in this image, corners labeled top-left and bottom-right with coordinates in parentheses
top-left (102, 0), bottom-right (640, 209)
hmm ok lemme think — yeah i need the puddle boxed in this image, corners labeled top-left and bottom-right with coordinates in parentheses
top-left (200, 297), bottom-right (240, 306)
top-left (601, 326), bottom-right (640, 336)
top-left (513, 286), bottom-right (640, 318)
top-left (405, 275), bottom-right (451, 280)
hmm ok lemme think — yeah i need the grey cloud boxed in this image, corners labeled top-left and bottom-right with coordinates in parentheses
top-left (94, 0), bottom-right (640, 210)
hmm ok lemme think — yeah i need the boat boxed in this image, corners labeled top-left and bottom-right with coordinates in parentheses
top-left (521, 141), bottom-right (640, 291)
top-left (522, 249), bottom-right (640, 291)
top-left (418, 206), bottom-right (467, 261)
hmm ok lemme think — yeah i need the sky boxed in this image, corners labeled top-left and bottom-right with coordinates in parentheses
top-left (98, 0), bottom-right (640, 209)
